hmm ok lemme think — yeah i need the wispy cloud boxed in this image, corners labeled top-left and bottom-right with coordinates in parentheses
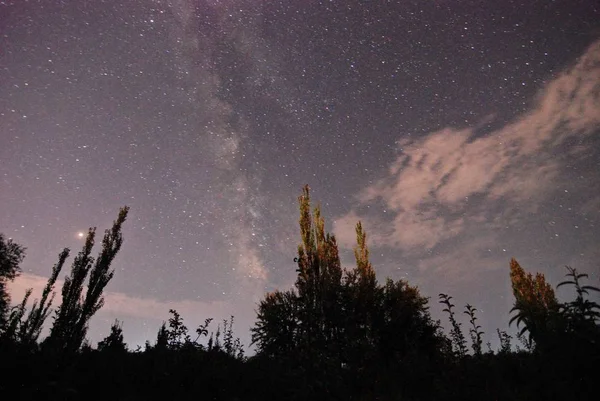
top-left (334, 40), bottom-right (600, 252)
top-left (7, 273), bottom-right (231, 322)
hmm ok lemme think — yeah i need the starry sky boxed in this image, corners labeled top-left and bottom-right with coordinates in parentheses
top-left (2, 0), bottom-right (599, 351)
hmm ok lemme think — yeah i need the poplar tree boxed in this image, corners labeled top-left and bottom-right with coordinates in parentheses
top-left (252, 186), bottom-right (446, 372)
top-left (253, 186), bottom-right (345, 360)
top-left (18, 248), bottom-right (69, 346)
top-left (295, 185), bottom-right (343, 351)
top-left (47, 206), bottom-right (129, 352)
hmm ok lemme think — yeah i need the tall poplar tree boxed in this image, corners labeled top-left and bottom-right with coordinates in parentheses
top-left (252, 187), bottom-right (446, 366)
top-left (47, 206), bottom-right (129, 352)
top-left (295, 185), bottom-right (343, 351)
top-left (18, 248), bottom-right (69, 346)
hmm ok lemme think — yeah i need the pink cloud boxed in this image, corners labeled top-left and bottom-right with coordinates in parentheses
top-left (7, 273), bottom-right (231, 323)
top-left (334, 40), bottom-right (600, 251)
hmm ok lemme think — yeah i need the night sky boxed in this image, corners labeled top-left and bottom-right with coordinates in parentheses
top-left (2, 0), bottom-right (599, 351)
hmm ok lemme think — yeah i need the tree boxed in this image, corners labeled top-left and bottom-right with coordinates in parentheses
top-left (345, 222), bottom-right (379, 358)
top-left (97, 319), bottom-right (127, 353)
top-left (252, 186), bottom-right (449, 398)
top-left (18, 248), bottom-right (70, 346)
top-left (155, 322), bottom-right (169, 350)
top-left (252, 289), bottom-right (299, 357)
top-left (0, 234), bottom-right (26, 330)
top-left (509, 258), bottom-right (559, 350)
top-left (253, 186), bottom-right (345, 363)
top-left (294, 185), bottom-right (344, 354)
top-left (2, 289), bottom-right (32, 343)
top-left (46, 206), bottom-right (129, 352)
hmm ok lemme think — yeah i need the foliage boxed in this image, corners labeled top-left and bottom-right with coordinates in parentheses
top-left (166, 308), bottom-right (191, 349)
top-left (509, 258), bottom-right (558, 350)
top-left (155, 321), bottom-right (169, 350)
top-left (253, 185), bottom-right (448, 398)
top-left (0, 234), bottom-right (26, 330)
top-left (1, 189), bottom-right (600, 400)
top-left (557, 266), bottom-right (600, 338)
top-left (464, 304), bottom-right (484, 356)
top-left (46, 206), bottom-right (129, 353)
top-left (210, 316), bottom-right (244, 359)
top-left (18, 248), bottom-right (70, 347)
top-left (97, 319), bottom-right (127, 353)
top-left (0, 234), bottom-right (25, 282)
top-left (439, 293), bottom-right (468, 358)
top-left (497, 329), bottom-right (512, 354)
top-left (2, 289), bottom-right (32, 343)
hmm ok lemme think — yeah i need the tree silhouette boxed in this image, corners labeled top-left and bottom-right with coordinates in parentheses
top-left (18, 248), bottom-right (69, 347)
top-left (2, 288), bottom-right (31, 343)
top-left (253, 186), bottom-right (449, 398)
top-left (155, 321), bottom-right (169, 350)
top-left (3, 188), bottom-right (600, 400)
top-left (252, 289), bottom-right (298, 357)
top-left (46, 206), bottom-right (129, 352)
top-left (0, 234), bottom-right (25, 331)
top-left (97, 319), bottom-right (127, 353)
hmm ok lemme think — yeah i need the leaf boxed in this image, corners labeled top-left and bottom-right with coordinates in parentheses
top-left (556, 280), bottom-right (574, 289)
top-left (582, 285), bottom-right (600, 293)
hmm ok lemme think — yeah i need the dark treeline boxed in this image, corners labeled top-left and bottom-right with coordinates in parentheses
top-left (0, 187), bottom-right (598, 400)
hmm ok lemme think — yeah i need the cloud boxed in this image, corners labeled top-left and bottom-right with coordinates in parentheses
top-left (334, 40), bottom-right (600, 252)
top-left (7, 272), bottom-right (260, 348)
top-left (7, 273), bottom-right (231, 322)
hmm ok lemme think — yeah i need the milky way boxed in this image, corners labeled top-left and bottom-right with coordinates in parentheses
top-left (2, 0), bottom-right (599, 350)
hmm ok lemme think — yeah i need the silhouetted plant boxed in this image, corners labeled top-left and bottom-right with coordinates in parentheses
top-left (439, 293), bottom-right (467, 358)
top-left (155, 321), bottom-right (169, 350)
top-left (252, 289), bottom-right (299, 357)
top-left (4, 187), bottom-right (600, 401)
top-left (81, 338), bottom-right (93, 353)
top-left (0, 234), bottom-right (26, 331)
top-left (497, 329), bottom-right (512, 354)
top-left (166, 308), bottom-right (190, 349)
top-left (516, 330), bottom-right (533, 352)
top-left (218, 316), bottom-right (244, 358)
top-left (194, 317), bottom-right (213, 345)
top-left (557, 266), bottom-right (600, 323)
top-left (464, 304), bottom-right (484, 356)
top-left (253, 186), bottom-right (448, 399)
top-left (97, 319), bottom-right (127, 353)
top-left (47, 206), bottom-right (129, 353)
top-left (2, 288), bottom-right (32, 342)
top-left (18, 248), bottom-right (69, 346)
